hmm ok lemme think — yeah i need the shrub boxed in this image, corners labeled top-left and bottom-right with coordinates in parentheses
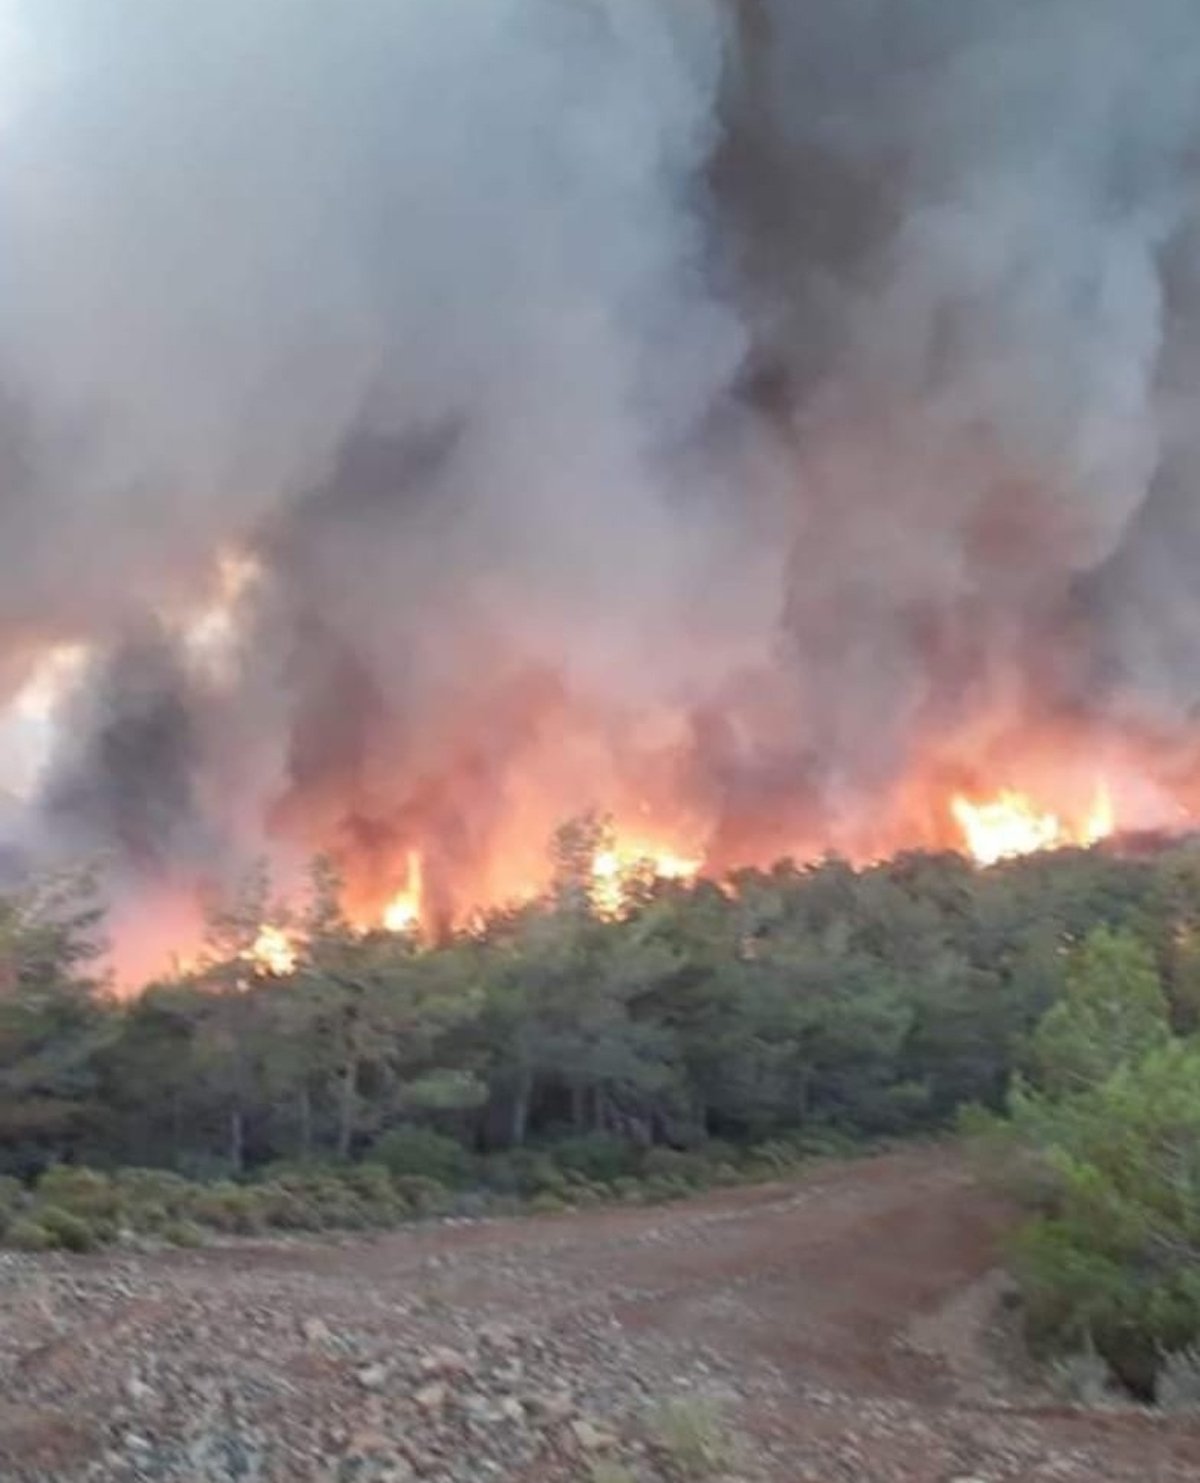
top-left (373, 1126), bottom-right (473, 1187)
top-left (251, 1180), bottom-right (326, 1231)
top-left (1047, 1343), bottom-right (1112, 1406)
top-left (6, 1217), bottom-right (53, 1251)
top-left (611, 1176), bottom-right (645, 1204)
top-left (527, 1191), bottom-right (568, 1216)
top-left (640, 1177), bottom-right (668, 1204)
top-left (114, 1168), bottom-right (192, 1223)
top-left (1007, 1041), bottom-right (1200, 1395)
top-left (750, 1139), bottom-right (801, 1175)
top-left (36, 1205), bottom-right (99, 1253)
top-left (1157, 1344), bottom-right (1200, 1414)
top-left (587, 1464), bottom-right (637, 1483)
top-left (163, 1219), bottom-right (205, 1249)
top-left (187, 1182), bottom-right (268, 1235)
top-left (548, 1133), bottom-right (638, 1184)
top-left (479, 1150), bottom-right (565, 1198)
top-left (0, 1175), bottom-right (26, 1235)
top-left (646, 1397), bottom-right (734, 1478)
top-left (568, 1182), bottom-right (606, 1208)
top-left (341, 1161), bottom-right (395, 1204)
top-left (390, 1174), bottom-right (451, 1217)
top-left (36, 1167), bottom-right (121, 1223)
top-left (642, 1148), bottom-right (705, 1187)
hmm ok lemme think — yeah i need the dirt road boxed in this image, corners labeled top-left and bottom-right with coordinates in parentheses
top-left (1, 1145), bottom-right (1197, 1481)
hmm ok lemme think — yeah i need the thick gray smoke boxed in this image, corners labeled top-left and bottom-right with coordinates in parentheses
top-left (0, 0), bottom-right (1198, 945)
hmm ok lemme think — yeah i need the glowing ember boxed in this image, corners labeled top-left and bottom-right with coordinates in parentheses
top-left (242, 923), bottom-right (298, 976)
top-left (951, 781), bottom-right (1115, 866)
top-left (382, 850), bottom-right (424, 934)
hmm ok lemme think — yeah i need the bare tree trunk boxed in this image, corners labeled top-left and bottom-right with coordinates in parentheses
top-left (297, 1084), bottom-right (313, 1161)
top-left (510, 1069), bottom-right (532, 1148)
top-left (169, 1089), bottom-right (183, 1163)
top-left (228, 1105), bottom-right (244, 1175)
top-left (336, 1057), bottom-right (358, 1160)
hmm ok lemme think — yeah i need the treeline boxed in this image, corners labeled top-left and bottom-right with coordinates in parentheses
top-left (6, 815), bottom-right (1200, 1184)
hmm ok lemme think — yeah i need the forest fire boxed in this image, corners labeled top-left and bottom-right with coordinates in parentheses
top-left (3, 0), bottom-right (1198, 995)
top-left (166, 770), bottom-right (1135, 987)
top-left (590, 840), bottom-right (701, 915)
top-left (951, 782), bottom-right (1116, 867)
top-left (380, 851), bottom-right (424, 935)
top-left (242, 924), bottom-right (299, 978)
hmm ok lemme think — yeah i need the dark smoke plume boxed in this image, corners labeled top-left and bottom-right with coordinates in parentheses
top-left (0, 0), bottom-right (1199, 954)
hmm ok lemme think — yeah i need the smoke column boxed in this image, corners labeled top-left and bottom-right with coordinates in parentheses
top-left (0, 0), bottom-right (1198, 970)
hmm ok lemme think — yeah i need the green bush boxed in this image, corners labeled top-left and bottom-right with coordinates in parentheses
top-left (372, 1126), bottom-right (473, 1187)
top-left (0, 1175), bottom-right (26, 1235)
top-left (751, 1139), bottom-right (802, 1175)
top-left (642, 1175), bottom-right (687, 1204)
top-left (390, 1174), bottom-right (451, 1217)
top-left (646, 1397), bottom-right (734, 1478)
top-left (527, 1191), bottom-right (568, 1215)
top-left (341, 1160), bottom-right (394, 1203)
top-left (611, 1176), bottom-right (645, 1204)
top-left (7, 1216), bottom-right (53, 1251)
top-left (479, 1149), bottom-right (566, 1198)
top-left (1008, 1040), bottom-right (1200, 1396)
top-left (642, 1148), bottom-right (706, 1187)
top-left (186, 1182), bottom-right (268, 1235)
top-left (35, 1167), bottom-right (121, 1222)
top-left (36, 1205), bottom-right (99, 1253)
top-left (547, 1133), bottom-right (638, 1184)
top-left (114, 1168), bottom-right (192, 1228)
top-left (251, 1180), bottom-right (326, 1231)
top-left (6, 1217), bottom-right (52, 1251)
top-left (163, 1219), bottom-right (205, 1248)
top-left (1156, 1344), bottom-right (1200, 1413)
top-left (115, 1167), bottom-right (191, 1207)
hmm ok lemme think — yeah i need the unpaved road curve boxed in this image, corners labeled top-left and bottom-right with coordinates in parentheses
top-left (1, 1145), bottom-right (1197, 1482)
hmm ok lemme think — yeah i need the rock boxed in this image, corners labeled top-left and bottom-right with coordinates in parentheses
top-left (414, 1381), bottom-right (448, 1414)
top-left (125, 1375), bottom-right (156, 1407)
top-left (336, 1449), bottom-right (415, 1483)
top-left (380, 1464), bottom-right (416, 1483)
top-left (303, 1316), bottom-right (332, 1345)
top-left (477, 1322), bottom-right (520, 1352)
top-left (356, 1362), bottom-right (389, 1391)
top-left (570, 1418), bottom-right (618, 1453)
top-left (499, 1397), bottom-right (525, 1423)
top-left (525, 1389), bottom-right (575, 1424)
top-left (419, 1346), bottom-right (472, 1379)
top-left (462, 1394), bottom-right (503, 1424)
top-left (490, 1358), bottom-right (524, 1387)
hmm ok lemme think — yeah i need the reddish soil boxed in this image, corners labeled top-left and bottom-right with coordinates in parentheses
top-left (2, 1144), bottom-right (1198, 1481)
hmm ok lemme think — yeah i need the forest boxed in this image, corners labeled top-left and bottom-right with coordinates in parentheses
top-left (3, 815), bottom-right (1200, 1398)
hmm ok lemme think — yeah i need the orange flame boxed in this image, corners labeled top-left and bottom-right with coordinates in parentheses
top-left (951, 780), bottom-right (1114, 866)
top-left (590, 840), bottom-right (701, 914)
top-left (381, 850), bottom-right (424, 934)
top-left (241, 923), bottom-right (298, 976)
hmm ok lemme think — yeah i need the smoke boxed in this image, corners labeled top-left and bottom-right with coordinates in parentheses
top-left (0, 0), bottom-right (1198, 949)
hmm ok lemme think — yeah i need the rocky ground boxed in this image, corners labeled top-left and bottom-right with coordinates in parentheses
top-left (1, 1145), bottom-right (1198, 1482)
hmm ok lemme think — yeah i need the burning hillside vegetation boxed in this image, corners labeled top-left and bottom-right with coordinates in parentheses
top-left (0, 1), bottom-right (1197, 979)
